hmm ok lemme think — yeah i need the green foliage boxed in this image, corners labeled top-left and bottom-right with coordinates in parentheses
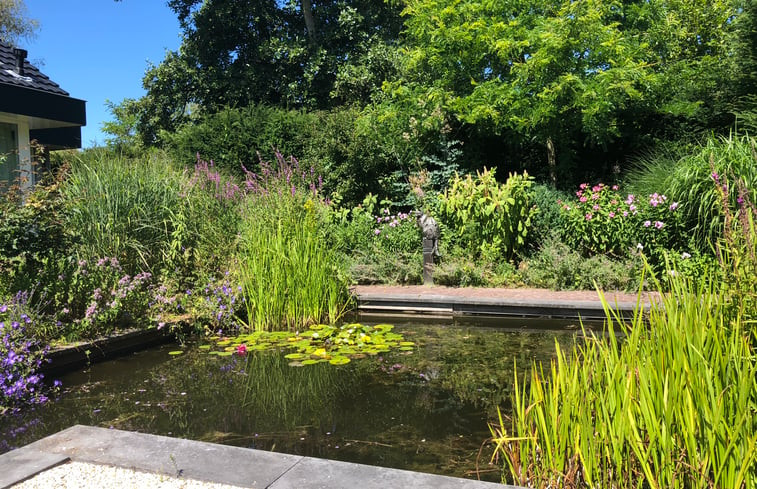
top-left (561, 183), bottom-right (687, 265)
top-left (526, 184), bottom-right (570, 251)
top-left (519, 237), bottom-right (643, 291)
top-left (101, 98), bottom-right (144, 156)
top-left (440, 168), bottom-right (536, 260)
top-left (57, 150), bottom-right (194, 277)
top-left (386, 0), bottom-right (740, 180)
top-left (0, 0), bottom-right (37, 44)
top-left (0, 176), bottom-right (75, 303)
top-left (117, 0), bottom-right (403, 144)
top-left (491, 271), bottom-right (757, 487)
top-left (164, 104), bottom-right (320, 172)
top-left (626, 135), bottom-right (757, 251)
top-left (238, 154), bottom-right (350, 332)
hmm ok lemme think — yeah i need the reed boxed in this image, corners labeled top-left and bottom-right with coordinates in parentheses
top-left (490, 270), bottom-right (757, 488)
top-left (237, 160), bottom-right (350, 331)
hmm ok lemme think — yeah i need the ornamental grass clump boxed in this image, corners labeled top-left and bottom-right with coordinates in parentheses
top-left (1, 300), bottom-right (60, 415)
top-left (238, 152), bottom-right (350, 332)
top-left (627, 135), bottom-right (757, 250)
top-left (490, 182), bottom-right (757, 487)
top-left (58, 150), bottom-right (191, 276)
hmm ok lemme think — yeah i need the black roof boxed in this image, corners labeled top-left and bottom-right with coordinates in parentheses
top-left (0, 41), bottom-right (69, 96)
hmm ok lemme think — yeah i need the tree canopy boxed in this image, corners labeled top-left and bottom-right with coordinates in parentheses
top-left (123, 0), bottom-right (403, 145)
top-left (107, 0), bottom-right (751, 189)
top-left (0, 0), bottom-right (37, 45)
top-left (383, 0), bottom-right (739, 180)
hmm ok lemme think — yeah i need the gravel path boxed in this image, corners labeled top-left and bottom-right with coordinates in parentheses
top-left (12, 461), bottom-right (244, 489)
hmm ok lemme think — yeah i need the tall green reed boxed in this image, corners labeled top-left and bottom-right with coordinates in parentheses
top-left (238, 153), bottom-right (350, 332)
top-left (490, 271), bottom-right (757, 488)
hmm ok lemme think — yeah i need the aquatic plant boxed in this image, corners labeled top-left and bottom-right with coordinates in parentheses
top-left (489, 270), bottom-right (757, 487)
top-left (238, 153), bottom-right (349, 332)
top-left (200, 323), bottom-right (414, 366)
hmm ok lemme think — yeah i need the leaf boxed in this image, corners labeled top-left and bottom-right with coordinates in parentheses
top-left (168, 350), bottom-right (184, 356)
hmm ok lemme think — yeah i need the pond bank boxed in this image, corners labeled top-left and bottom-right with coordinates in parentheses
top-left (0, 425), bottom-right (514, 489)
top-left (353, 285), bottom-right (656, 320)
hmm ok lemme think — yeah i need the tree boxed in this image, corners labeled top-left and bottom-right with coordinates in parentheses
top-left (114, 0), bottom-right (404, 145)
top-left (0, 0), bottom-right (37, 44)
top-left (384, 0), bottom-right (740, 183)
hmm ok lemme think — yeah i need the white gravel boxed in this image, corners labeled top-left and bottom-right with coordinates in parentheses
top-left (12, 461), bottom-right (245, 489)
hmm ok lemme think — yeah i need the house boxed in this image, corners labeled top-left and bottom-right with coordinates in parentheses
top-left (0, 41), bottom-right (86, 192)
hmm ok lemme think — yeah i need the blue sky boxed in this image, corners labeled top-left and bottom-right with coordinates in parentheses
top-left (21, 1), bottom-right (182, 147)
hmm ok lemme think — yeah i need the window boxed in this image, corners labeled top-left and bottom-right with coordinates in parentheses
top-left (0, 122), bottom-right (20, 190)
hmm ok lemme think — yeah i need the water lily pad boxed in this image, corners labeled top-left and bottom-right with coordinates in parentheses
top-left (285, 352), bottom-right (306, 360)
top-left (198, 345), bottom-right (211, 350)
top-left (168, 351), bottom-right (184, 356)
top-left (329, 356), bottom-right (350, 365)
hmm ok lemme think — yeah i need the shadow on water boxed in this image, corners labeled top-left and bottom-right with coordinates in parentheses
top-left (1, 317), bottom-right (596, 482)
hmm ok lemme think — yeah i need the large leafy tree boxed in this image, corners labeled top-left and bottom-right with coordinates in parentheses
top-left (120, 0), bottom-right (403, 145)
top-left (0, 0), bottom-right (37, 44)
top-left (385, 0), bottom-right (739, 182)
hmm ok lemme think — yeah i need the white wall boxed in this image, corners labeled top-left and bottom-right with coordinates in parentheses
top-left (0, 112), bottom-right (33, 190)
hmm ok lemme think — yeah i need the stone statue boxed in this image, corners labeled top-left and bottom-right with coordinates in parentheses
top-left (414, 211), bottom-right (441, 257)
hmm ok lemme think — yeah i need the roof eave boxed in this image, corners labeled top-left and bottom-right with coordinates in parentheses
top-left (0, 83), bottom-right (86, 126)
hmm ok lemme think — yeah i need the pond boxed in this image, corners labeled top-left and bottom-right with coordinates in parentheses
top-left (1, 316), bottom-right (597, 482)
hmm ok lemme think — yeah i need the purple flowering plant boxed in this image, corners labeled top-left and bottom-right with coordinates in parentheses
top-left (150, 272), bottom-right (244, 337)
top-left (371, 208), bottom-right (419, 254)
top-left (54, 257), bottom-right (153, 339)
top-left (1, 300), bottom-right (60, 415)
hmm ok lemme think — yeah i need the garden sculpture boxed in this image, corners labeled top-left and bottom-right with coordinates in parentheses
top-left (414, 211), bottom-right (441, 285)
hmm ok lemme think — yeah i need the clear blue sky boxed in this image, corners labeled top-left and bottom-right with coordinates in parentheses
top-left (21, 1), bottom-right (181, 148)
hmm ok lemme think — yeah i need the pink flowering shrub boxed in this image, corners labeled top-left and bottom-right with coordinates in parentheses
top-left (561, 183), bottom-right (685, 261)
top-left (371, 208), bottom-right (418, 254)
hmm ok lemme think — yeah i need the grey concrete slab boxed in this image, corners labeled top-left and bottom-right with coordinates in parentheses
top-left (355, 292), bottom-right (644, 320)
top-left (269, 456), bottom-right (509, 489)
top-left (7, 425), bottom-right (524, 489)
top-left (24, 425), bottom-right (303, 488)
top-left (0, 445), bottom-right (69, 489)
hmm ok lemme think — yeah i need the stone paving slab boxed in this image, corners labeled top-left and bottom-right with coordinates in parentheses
top-left (268, 455), bottom-right (509, 489)
top-left (352, 285), bottom-right (656, 319)
top-left (19, 425), bottom-right (301, 488)
top-left (2, 426), bottom-right (516, 489)
top-left (0, 446), bottom-right (69, 489)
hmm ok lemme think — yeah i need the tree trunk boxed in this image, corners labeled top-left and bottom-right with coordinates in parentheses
top-left (546, 137), bottom-right (557, 186)
top-left (301, 0), bottom-right (317, 44)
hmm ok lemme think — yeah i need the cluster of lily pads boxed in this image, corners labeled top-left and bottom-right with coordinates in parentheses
top-left (192, 323), bottom-right (415, 366)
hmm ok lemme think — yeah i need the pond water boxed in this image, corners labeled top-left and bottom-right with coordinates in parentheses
top-left (1, 316), bottom-right (597, 482)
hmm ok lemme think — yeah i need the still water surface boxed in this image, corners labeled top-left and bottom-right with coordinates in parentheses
top-left (1, 317), bottom-right (596, 482)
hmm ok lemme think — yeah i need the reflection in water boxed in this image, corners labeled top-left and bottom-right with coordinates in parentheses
top-left (0, 318), bottom-right (585, 481)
